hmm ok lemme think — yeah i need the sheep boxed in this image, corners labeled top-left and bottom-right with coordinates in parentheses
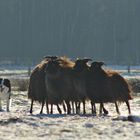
top-left (86, 61), bottom-right (133, 115)
top-left (44, 56), bottom-right (75, 114)
top-left (72, 59), bottom-right (108, 115)
top-left (28, 56), bottom-right (62, 114)
top-left (72, 58), bottom-right (91, 114)
top-left (28, 59), bottom-right (49, 114)
top-left (0, 78), bottom-right (11, 112)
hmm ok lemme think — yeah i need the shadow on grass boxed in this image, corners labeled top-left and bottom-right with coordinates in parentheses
top-left (28, 113), bottom-right (110, 119)
top-left (112, 115), bottom-right (140, 123)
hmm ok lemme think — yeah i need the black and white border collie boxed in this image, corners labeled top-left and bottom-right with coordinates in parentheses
top-left (0, 78), bottom-right (11, 112)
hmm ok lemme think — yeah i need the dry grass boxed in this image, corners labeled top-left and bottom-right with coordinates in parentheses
top-left (128, 78), bottom-right (140, 96)
top-left (11, 78), bottom-right (29, 91)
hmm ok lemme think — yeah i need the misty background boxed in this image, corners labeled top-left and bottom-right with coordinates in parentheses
top-left (0, 0), bottom-right (140, 66)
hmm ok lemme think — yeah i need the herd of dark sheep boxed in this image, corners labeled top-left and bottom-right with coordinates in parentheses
top-left (28, 56), bottom-right (133, 115)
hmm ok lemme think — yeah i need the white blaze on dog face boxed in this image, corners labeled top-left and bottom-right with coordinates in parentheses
top-left (0, 80), bottom-right (9, 93)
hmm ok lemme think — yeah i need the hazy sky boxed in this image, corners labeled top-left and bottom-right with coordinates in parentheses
top-left (0, 0), bottom-right (140, 65)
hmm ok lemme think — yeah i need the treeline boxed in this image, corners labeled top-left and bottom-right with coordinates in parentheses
top-left (0, 0), bottom-right (140, 65)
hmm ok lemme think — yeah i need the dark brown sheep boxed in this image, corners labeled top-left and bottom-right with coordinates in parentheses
top-left (44, 56), bottom-right (75, 114)
top-left (28, 58), bottom-right (49, 114)
top-left (72, 58), bottom-right (91, 114)
top-left (86, 61), bottom-right (133, 115)
top-left (72, 59), bottom-right (108, 115)
top-left (28, 56), bottom-right (60, 114)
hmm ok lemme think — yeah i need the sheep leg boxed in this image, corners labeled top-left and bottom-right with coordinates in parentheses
top-left (62, 102), bottom-right (67, 113)
top-left (76, 102), bottom-right (80, 114)
top-left (65, 101), bottom-right (71, 114)
top-left (115, 102), bottom-right (120, 115)
top-left (57, 104), bottom-right (62, 114)
top-left (74, 101), bottom-right (78, 114)
top-left (99, 103), bottom-right (109, 115)
top-left (91, 101), bottom-right (96, 115)
top-left (125, 101), bottom-right (131, 114)
top-left (99, 103), bottom-right (103, 114)
top-left (6, 98), bottom-right (10, 112)
top-left (50, 104), bottom-right (53, 114)
top-left (40, 101), bottom-right (45, 114)
top-left (46, 101), bottom-right (49, 114)
top-left (68, 102), bottom-right (71, 114)
top-left (30, 99), bottom-right (34, 114)
top-left (0, 99), bottom-right (2, 111)
top-left (83, 100), bottom-right (86, 114)
top-left (102, 104), bottom-right (109, 115)
top-left (71, 101), bottom-right (75, 114)
top-left (102, 107), bottom-right (108, 115)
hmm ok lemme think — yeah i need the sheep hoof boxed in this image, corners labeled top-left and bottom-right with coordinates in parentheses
top-left (92, 110), bottom-right (96, 115)
top-left (47, 111), bottom-right (49, 114)
top-left (83, 111), bottom-right (86, 115)
top-left (104, 110), bottom-right (109, 115)
top-left (103, 108), bottom-right (109, 115)
top-left (30, 110), bottom-right (33, 114)
top-left (67, 110), bottom-right (71, 114)
top-left (117, 112), bottom-right (120, 115)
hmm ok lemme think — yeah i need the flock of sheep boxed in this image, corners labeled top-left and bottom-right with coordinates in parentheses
top-left (28, 56), bottom-right (133, 115)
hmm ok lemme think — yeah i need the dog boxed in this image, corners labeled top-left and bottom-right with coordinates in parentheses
top-left (0, 78), bottom-right (11, 112)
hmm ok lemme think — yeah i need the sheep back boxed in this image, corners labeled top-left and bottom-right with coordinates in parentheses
top-left (28, 61), bottom-right (48, 103)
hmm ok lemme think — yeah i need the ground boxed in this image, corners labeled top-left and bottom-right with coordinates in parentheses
top-left (0, 92), bottom-right (140, 140)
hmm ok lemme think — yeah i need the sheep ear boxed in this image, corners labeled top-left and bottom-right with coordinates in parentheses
top-left (55, 59), bottom-right (64, 64)
top-left (75, 58), bottom-right (81, 63)
top-left (52, 56), bottom-right (58, 60)
top-left (76, 58), bottom-right (80, 61)
top-left (99, 62), bottom-right (104, 66)
top-left (43, 55), bottom-right (58, 60)
top-left (43, 55), bottom-right (51, 59)
top-left (83, 58), bottom-right (92, 63)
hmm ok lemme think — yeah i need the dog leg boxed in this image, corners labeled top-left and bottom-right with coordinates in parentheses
top-left (0, 99), bottom-right (2, 111)
top-left (6, 98), bottom-right (10, 112)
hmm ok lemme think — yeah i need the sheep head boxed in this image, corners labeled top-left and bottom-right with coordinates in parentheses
top-left (73, 58), bottom-right (92, 72)
top-left (43, 55), bottom-right (58, 60)
top-left (45, 60), bottom-right (61, 75)
top-left (90, 61), bottom-right (104, 70)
